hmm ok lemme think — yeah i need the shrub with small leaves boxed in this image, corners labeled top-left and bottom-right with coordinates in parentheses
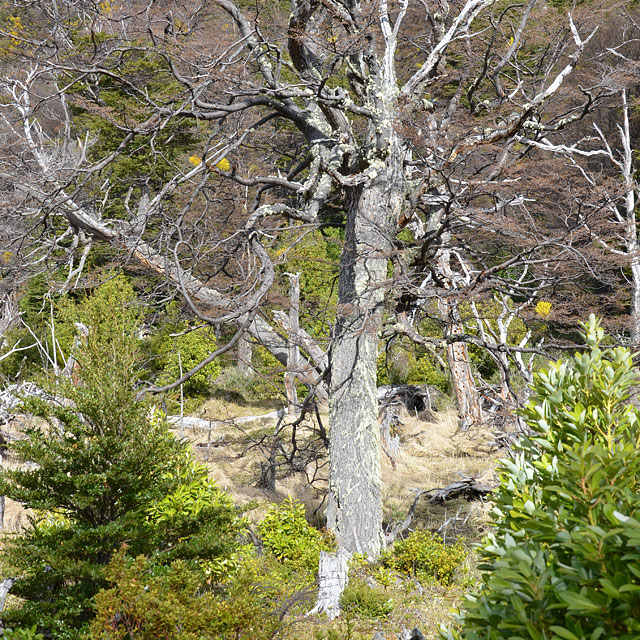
top-left (258, 498), bottom-right (335, 575)
top-left (442, 315), bottom-right (640, 640)
top-left (386, 530), bottom-right (467, 586)
top-left (155, 323), bottom-right (221, 397)
top-left (339, 579), bottom-right (393, 619)
top-left (90, 550), bottom-right (284, 640)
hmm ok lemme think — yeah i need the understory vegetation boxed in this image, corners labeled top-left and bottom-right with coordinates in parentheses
top-left (0, 282), bottom-right (473, 639)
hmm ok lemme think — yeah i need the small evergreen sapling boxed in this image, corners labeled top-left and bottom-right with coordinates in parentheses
top-left (0, 283), bottom-right (243, 638)
top-left (443, 315), bottom-right (640, 640)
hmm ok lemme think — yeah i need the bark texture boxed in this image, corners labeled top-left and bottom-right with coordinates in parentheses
top-left (306, 550), bottom-right (350, 620)
top-left (438, 248), bottom-right (483, 429)
top-left (446, 316), bottom-right (484, 430)
top-left (327, 155), bottom-right (403, 558)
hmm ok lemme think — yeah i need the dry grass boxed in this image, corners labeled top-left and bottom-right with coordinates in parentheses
top-left (380, 412), bottom-right (498, 539)
top-left (178, 404), bottom-right (498, 538)
top-left (2, 400), bottom-right (499, 534)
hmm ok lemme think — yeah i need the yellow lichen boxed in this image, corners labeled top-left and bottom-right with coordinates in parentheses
top-left (215, 157), bottom-right (231, 172)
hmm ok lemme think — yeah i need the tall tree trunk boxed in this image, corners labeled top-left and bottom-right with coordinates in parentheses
top-left (237, 335), bottom-right (253, 374)
top-left (617, 89), bottom-right (640, 348)
top-left (284, 273), bottom-right (300, 414)
top-left (326, 156), bottom-right (402, 558)
top-left (631, 254), bottom-right (640, 347)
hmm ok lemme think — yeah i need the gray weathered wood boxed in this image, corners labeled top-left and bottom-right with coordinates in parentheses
top-left (0, 577), bottom-right (15, 613)
top-left (306, 550), bottom-right (350, 619)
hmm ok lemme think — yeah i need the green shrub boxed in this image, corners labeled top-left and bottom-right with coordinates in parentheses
top-left (406, 352), bottom-right (449, 392)
top-left (156, 325), bottom-right (221, 397)
top-left (211, 355), bottom-right (284, 405)
top-left (1, 274), bottom-right (142, 381)
top-left (144, 466), bottom-right (246, 576)
top-left (275, 227), bottom-right (340, 341)
top-left (386, 530), bottom-right (467, 586)
top-left (377, 343), bottom-right (448, 391)
top-left (0, 274), bottom-right (50, 378)
top-left (443, 315), bottom-right (640, 640)
top-left (52, 273), bottom-right (142, 370)
top-left (258, 498), bottom-right (335, 574)
top-left (2, 627), bottom-right (44, 640)
top-left (242, 346), bottom-right (286, 402)
top-left (90, 550), bottom-right (284, 640)
top-left (340, 579), bottom-right (393, 619)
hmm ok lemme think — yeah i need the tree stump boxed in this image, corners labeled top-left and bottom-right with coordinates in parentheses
top-left (307, 549), bottom-right (350, 620)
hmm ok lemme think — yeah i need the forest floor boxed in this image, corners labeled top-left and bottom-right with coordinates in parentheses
top-left (1, 400), bottom-right (502, 639)
top-left (177, 399), bottom-right (502, 640)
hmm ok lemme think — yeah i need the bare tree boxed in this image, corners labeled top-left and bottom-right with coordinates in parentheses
top-left (519, 86), bottom-right (640, 343)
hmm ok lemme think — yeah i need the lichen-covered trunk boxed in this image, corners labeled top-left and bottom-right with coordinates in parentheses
top-left (326, 162), bottom-right (402, 559)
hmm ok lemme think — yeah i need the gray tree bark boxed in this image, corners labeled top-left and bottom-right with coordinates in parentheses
top-left (327, 150), bottom-right (404, 558)
top-left (306, 550), bottom-right (350, 620)
top-left (0, 577), bottom-right (15, 613)
top-left (285, 273), bottom-right (301, 415)
top-left (445, 308), bottom-right (484, 430)
top-left (237, 335), bottom-right (253, 374)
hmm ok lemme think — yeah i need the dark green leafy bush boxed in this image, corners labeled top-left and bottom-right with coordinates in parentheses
top-left (443, 315), bottom-right (640, 640)
top-left (54, 274), bottom-right (142, 357)
top-left (385, 530), bottom-right (466, 585)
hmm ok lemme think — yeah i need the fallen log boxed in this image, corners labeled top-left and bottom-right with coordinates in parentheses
top-left (377, 384), bottom-right (441, 414)
top-left (424, 477), bottom-right (493, 503)
top-left (166, 408), bottom-right (285, 431)
top-left (386, 476), bottom-right (494, 544)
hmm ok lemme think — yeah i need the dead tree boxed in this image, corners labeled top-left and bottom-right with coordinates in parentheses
top-left (519, 88), bottom-right (640, 344)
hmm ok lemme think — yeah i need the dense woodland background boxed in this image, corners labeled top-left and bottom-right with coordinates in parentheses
top-left (0, 0), bottom-right (639, 638)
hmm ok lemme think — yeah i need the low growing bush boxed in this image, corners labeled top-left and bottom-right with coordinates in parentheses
top-left (340, 579), bottom-right (393, 619)
top-left (386, 530), bottom-right (467, 586)
top-left (258, 497), bottom-right (335, 574)
top-left (2, 627), bottom-right (44, 640)
top-left (443, 315), bottom-right (640, 640)
top-left (91, 550), bottom-right (284, 640)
